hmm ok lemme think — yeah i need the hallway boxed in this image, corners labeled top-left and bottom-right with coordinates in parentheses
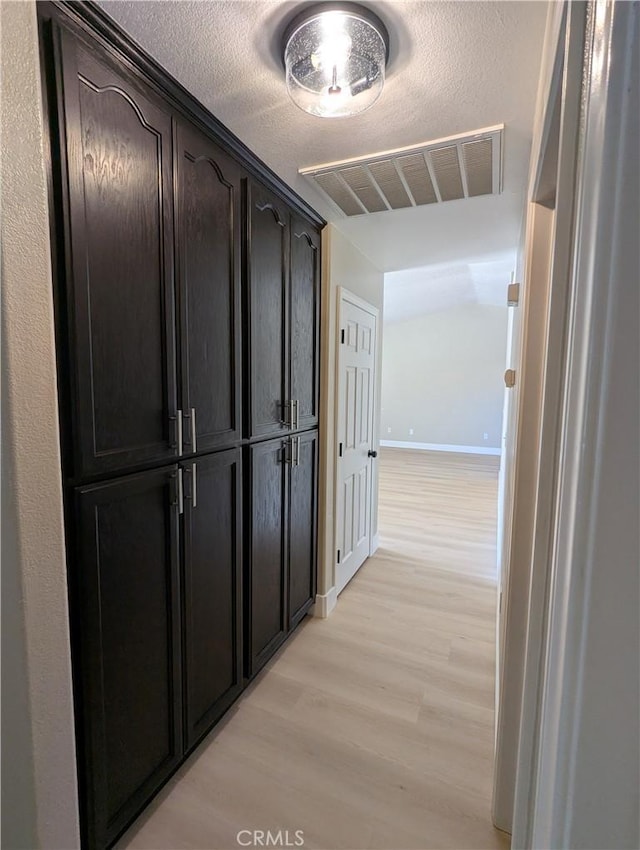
top-left (119, 449), bottom-right (506, 850)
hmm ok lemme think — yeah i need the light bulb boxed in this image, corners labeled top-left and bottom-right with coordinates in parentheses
top-left (282, 4), bottom-right (389, 118)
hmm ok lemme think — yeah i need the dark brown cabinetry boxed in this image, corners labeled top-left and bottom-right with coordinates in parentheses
top-left (59, 34), bottom-right (179, 478)
top-left (288, 430), bottom-right (319, 627)
top-left (176, 122), bottom-right (242, 454)
top-left (182, 449), bottom-right (243, 747)
top-left (247, 430), bottom-right (318, 677)
top-left (247, 438), bottom-right (288, 672)
top-left (247, 183), bottom-right (290, 438)
top-left (247, 187), bottom-right (321, 439)
top-left (290, 221), bottom-right (321, 433)
top-left (39, 4), bottom-right (322, 849)
top-left (74, 468), bottom-right (183, 846)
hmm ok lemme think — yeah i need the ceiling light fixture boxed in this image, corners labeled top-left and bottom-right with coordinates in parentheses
top-left (282, 2), bottom-right (390, 119)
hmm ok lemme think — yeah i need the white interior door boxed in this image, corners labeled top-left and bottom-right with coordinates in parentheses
top-left (336, 289), bottom-right (378, 595)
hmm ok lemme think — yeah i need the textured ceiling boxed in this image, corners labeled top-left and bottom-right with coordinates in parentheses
top-left (97, 0), bottom-right (548, 272)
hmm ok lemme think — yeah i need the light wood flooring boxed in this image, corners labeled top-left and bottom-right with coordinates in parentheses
top-left (119, 448), bottom-right (508, 850)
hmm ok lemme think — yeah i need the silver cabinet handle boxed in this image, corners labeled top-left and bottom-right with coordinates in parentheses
top-left (190, 407), bottom-right (197, 453)
top-left (192, 462), bottom-right (197, 508)
top-left (294, 399), bottom-right (300, 431)
top-left (177, 467), bottom-right (184, 514)
top-left (293, 435), bottom-right (301, 467)
top-left (282, 400), bottom-right (291, 429)
top-left (170, 409), bottom-right (183, 455)
top-left (182, 408), bottom-right (197, 452)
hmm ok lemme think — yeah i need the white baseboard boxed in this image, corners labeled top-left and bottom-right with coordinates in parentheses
top-left (312, 586), bottom-right (337, 618)
top-left (380, 440), bottom-right (501, 456)
top-left (370, 533), bottom-right (380, 555)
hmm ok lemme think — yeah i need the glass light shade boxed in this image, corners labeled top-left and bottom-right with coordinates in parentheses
top-left (283, 4), bottom-right (389, 118)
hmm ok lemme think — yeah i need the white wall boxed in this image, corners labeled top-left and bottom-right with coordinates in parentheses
top-left (0, 3), bottom-right (80, 847)
top-left (381, 303), bottom-right (507, 450)
top-left (317, 225), bottom-right (384, 614)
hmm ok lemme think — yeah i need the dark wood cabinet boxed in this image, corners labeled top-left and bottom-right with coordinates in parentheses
top-left (247, 430), bottom-right (318, 676)
top-left (246, 190), bottom-right (321, 440)
top-left (40, 6), bottom-right (322, 849)
top-left (175, 123), bottom-right (242, 454)
top-left (288, 430), bottom-right (318, 627)
top-left (182, 449), bottom-right (243, 748)
top-left (247, 438), bottom-right (288, 674)
top-left (290, 219), bottom-right (321, 432)
top-left (74, 468), bottom-right (183, 848)
top-left (246, 182), bottom-right (290, 439)
top-left (58, 32), bottom-right (179, 478)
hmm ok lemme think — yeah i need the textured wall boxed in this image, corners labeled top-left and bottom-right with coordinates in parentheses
top-left (317, 226), bottom-right (384, 604)
top-left (381, 304), bottom-right (507, 449)
top-left (0, 2), bottom-right (80, 847)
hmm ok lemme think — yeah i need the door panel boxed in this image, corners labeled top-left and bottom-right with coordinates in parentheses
top-left (182, 450), bottom-right (242, 748)
top-left (336, 295), bottom-right (377, 594)
top-left (75, 467), bottom-right (182, 848)
top-left (289, 430), bottom-right (318, 627)
top-left (290, 219), bottom-right (320, 431)
top-left (248, 438), bottom-right (288, 674)
top-left (176, 122), bottom-right (241, 453)
top-left (248, 183), bottom-right (289, 438)
top-left (61, 35), bottom-right (178, 477)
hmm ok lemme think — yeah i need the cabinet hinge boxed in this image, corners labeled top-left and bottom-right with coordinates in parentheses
top-left (340, 329), bottom-right (345, 344)
top-left (339, 442), bottom-right (343, 457)
top-left (507, 282), bottom-right (521, 306)
top-left (337, 549), bottom-right (341, 564)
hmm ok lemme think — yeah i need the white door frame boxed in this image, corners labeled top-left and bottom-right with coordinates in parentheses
top-left (334, 287), bottom-right (380, 592)
top-left (493, 0), bottom-right (585, 832)
top-left (514, 2), bottom-right (639, 846)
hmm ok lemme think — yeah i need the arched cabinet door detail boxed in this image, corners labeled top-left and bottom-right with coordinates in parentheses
top-left (175, 121), bottom-right (242, 454)
top-left (246, 182), bottom-right (290, 438)
top-left (59, 33), bottom-right (178, 479)
top-left (40, 8), bottom-right (324, 849)
top-left (290, 221), bottom-right (321, 432)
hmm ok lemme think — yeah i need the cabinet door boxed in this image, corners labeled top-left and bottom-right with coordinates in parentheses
top-left (288, 430), bottom-right (318, 627)
top-left (74, 467), bottom-right (182, 849)
top-left (59, 32), bottom-right (178, 478)
top-left (247, 182), bottom-right (290, 438)
top-left (182, 450), bottom-right (242, 748)
top-left (247, 438), bottom-right (288, 675)
top-left (290, 219), bottom-right (321, 432)
top-left (176, 122), bottom-right (242, 454)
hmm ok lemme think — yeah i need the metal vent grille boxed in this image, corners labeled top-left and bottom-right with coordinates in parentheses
top-left (301, 126), bottom-right (503, 217)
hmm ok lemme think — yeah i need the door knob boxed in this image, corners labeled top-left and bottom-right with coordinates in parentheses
top-left (368, 450), bottom-right (378, 458)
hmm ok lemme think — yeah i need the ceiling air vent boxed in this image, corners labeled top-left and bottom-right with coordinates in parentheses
top-left (300, 125), bottom-right (503, 217)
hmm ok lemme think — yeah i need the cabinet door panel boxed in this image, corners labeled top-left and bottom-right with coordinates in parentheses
top-left (248, 438), bottom-right (288, 675)
top-left (183, 450), bottom-right (242, 747)
top-left (61, 34), bottom-right (178, 477)
top-left (176, 123), bottom-right (241, 453)
top-left (289, 430), bottom-right (318, 627)
top-left (248, 183), bottom-right (289, 438)
top-left (290, 220), bottom-right (320, 431)
top-left (74, 467), bottom-right (182, 849)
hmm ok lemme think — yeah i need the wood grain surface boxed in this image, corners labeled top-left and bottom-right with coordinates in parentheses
top-left (119, 449), bottom-right (508, 850)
